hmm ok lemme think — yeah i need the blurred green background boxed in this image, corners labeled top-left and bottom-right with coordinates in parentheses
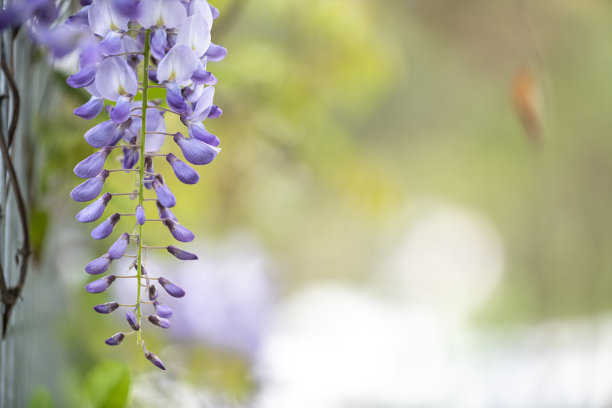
top-left (25, 0), bottom-right (612, 406)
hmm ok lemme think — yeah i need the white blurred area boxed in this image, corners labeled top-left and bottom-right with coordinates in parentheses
top-left (127, 205), bottom-right (612, 408)
top-left (256, 204), bottom-right (612, 408)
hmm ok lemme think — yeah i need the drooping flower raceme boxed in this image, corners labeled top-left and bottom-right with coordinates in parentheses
top-left (66, 0), bottom-right (226, 370)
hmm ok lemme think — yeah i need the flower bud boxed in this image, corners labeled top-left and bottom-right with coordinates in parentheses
top-left (166, 245), bottom-right (198, 260)
top-left (74, 96), bottom-right (104, 120)
top-left (126, 311), bottom-right (140, 331)
top-left (74, 147), bottom-right (111, 179)
top-left (94, 302), bottom-right (120, 314)
top-left (135, 205), bottom-right (146, 225)
top-left (152, 175), bottom-right (176, 208)
top-left (145, 351), bottom-right (166, 370)
top-left (85, 275), bottom-right (116, 294)
top-left (163, 219), bottom-right (194, 242)
top-left (148, 284), bottom-right (159, 301)
top-left (84, 120), bottom-right (119, 148)
top-left (144, 157), bottom-right (154, 190)
top-left (156, 200), bottom-right (177, 221)
top-left (70, 170), bottom-right (109, 202)
top-left (91, 213), bottom-right (121, 240)
top-left (166, 153), bottom-right (199, 184)
top-left (148, 314), bottom-right (171, 329)
top-left (158, 277), bottom-right (185, 298)
top-left (85, 254), bottom-right (112, 275)
top-left (153, 301), bottom-right (173, 318)
top-left (108, 232), bottom-right (130, 259)
top-left (105, 332), bottom-right (125, 346)
top-left (173, 132), bottom-right (220, 165)
top-left (76, 193), bottom-right (112, 223)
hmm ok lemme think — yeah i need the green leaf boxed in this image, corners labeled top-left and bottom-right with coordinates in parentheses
top-left (28, 386), bottom-right (54, 408)
top-left (84, 360), bottom-right (131, 408)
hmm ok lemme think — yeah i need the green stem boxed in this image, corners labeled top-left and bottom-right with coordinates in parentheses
top-left (136, 28), bottom-right (151, 344)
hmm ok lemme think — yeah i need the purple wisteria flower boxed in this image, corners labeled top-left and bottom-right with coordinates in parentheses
top-left (66, 0), bottom-right (226, 370)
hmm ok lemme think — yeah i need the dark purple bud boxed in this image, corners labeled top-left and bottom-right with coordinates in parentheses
top-left (91, 213), bottom-right (121, 240)
top-left (135, 205), bottom-right (146, 225)
top-left (67, 64), bottom-right (97, 88)
top-left (84, 120), bottom-right (118, 148)
top-left (148, 284), bottom-right (159, 301)
top-left (156, 200), bottom-right (177, 221)
top-left (150, 28), bottom-right (167, 60)
top-left (148, 314), bottom-right (171, 329)
top-left (166, 153), bottom-right (199, 184)
top-left (74, 147), bottom-right (111, 179)
top-left (152, 176), bottom-right (176, 208)
top-left (144, 157), bottom-right (154, 190)
top-left (163, 219), bottom-right (194, 242)
top-left (80, 0), bottom-right (93, 6)
top-left (122, 147), bottom-right (139, 169)
top-left (145, 351), bottom-right (166, 370)
top-left (208, 105), bottom-right (222, 119)
top-left (85, 254), bottom-right (112, 275)
top-left (85, 275), bottom-right (116, 293)
top-left (153, 301), bottom-right (173, 318)
top-left (204, 43), bottom-right (227, 62)
top-left (76, 193), bottom-right (112, 223)
top-left (191, 67), bottom-right (217, 86)
top-left (166, 82), bottom-right (189, 114)
top-left (174, 132), bottom-right (220, 165)
top-left (108, 232), bottom-right (130, 259)
top-left (166, 245), bottom-right (198, 261)
top-left (158, 277), bottom-right (185, 298)
top-left (94, 302), bottom-right (120, 314)
top-left (111, 95), bottom-right (132, 124)
top-left (70, 170), bottom-right (109, 202)
top-left (188, 122), bottom-right (220, 146)
top-left (74, 96), bottom-right (104, 120)
top-left (126, 311), bottom-right (140, 330)
top-left (105, 332), bottom-right (125, 346)
top-left (148, 69), bottom-right (158, 84)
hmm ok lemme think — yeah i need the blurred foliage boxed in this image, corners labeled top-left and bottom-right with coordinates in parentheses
top-left (28, 387), bottom-right (54, 408)
top-left (83, 361), bottom-right (130, 408)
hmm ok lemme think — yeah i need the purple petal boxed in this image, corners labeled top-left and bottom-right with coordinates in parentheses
top-left (95, 57), bottom-right (138, 101)
top-left (108, 232), bottom-right (130, 259)
top-left (204, 43), bottom-right (227, 62)
top-left (163, 219), bottom-right (194, 243)
top-left (122, 147), bottom-right (139, 169)
top-left (153, 301), bottom-right (173, 318)
top-left (166, 152), bottom-right (199, 184)
top-left (88, 0), bottom-right (130, 37)
top-left (136, 205), bottom-right (146, 225)
top-left (166, 82), bottom-right (190, 114)
top-left (85, 255), bottom-right (112, 275)
top-left (105, 332), bottom-right (125, 346)
top-left (91, 213), bottom-right (121, 240)
top-left (148, 315), bottom-right (171, 329)
top-left (187, 85), bottom-right (215, 122)
top-left (210, 3), bottom-right (220, 19)
top-left (66, 7), bottom-right (90, 29)
top-left (94, 302), bottom-right (119, 314)
top-left (76, 192), bottom-right (112, 223)
top-left (166, 245), bottom-right (198, 260)
top-left (158, 276), bottom-right (186, 297)
top-left (126, 311), bottom-right (140, 330)
top-left (208, 105), bottom-right (222, 119)
top-left (74, 96), bottom-right (104, 120)
top-left (67, 65), bottom-right (97, 88)
top-left (74, 147), bottom-right (110, 179)
top-left (111, 95), bottom-right (132, 124)
top-left (151, 28), bottom-right (167, 60)
top-left (84, 120), bottom-right (118, 148)
top-left (156, 44), bottom-right (199, 83)
top-left (70, 170), bottom-right (109, 202)
top-left (152, 177), bottom-right (176, 208)
top-left (176, 15), bottom-right (211, 58)
top-left (137, 0), bottom-right (186, 29)
top-left (145, 351), bottom-right (166, 370)
top-left (111, 0), bottom-right (140, 18)
top-left (188, 0), bottom-right (213, 29)
top-left (174, 132), bottom-right (220, 165)
top-left (100, 31), bottom-right (122, 55)
top-left (85, 275), bottom-right (116, 293)
top-left (188, 122), bottom-right (219, 146)
top-left (191, 66), bottom-right (217, 85)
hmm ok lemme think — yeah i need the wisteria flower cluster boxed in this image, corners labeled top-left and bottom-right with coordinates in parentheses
top-left (64, 0), bottom-right (225, 370)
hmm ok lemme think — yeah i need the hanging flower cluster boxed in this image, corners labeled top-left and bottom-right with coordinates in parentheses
top-left (65, 0), bottom-right (226, 370)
